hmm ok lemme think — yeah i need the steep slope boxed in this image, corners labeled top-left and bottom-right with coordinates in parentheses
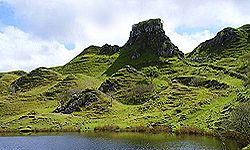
top-left (104, 19), bottom-right (184, 75)
top-left (188, 24), bottom-right (250, 58)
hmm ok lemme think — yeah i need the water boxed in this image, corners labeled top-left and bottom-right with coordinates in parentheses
top-left (0, 132), bottom-right (241, 150)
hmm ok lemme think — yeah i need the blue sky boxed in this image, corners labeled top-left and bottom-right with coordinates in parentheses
top-left (0, 1), bottom-right (15, 26)
top-left (0, 0), bottom-right (249, 72)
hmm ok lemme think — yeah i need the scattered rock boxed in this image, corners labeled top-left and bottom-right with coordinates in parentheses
top-left (131, 51), bottom-right (141, 59)
top-left (53, 89), bottom-right (102, 114)
top-left (53, 106), bottom-right (65, 113)
top-left (98, 79), bottom-right (115, 93)
top-left (186, 56), bottom-right (209, 62)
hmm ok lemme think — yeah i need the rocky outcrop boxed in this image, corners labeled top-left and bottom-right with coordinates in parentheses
top-left (99, 44), bottom-right (120, 55)
top-left (53, 89), bottom-right (102, 114)
top-left (126, 19), bottom-right (183, 58)
top-left (197, 28), bottom-right (238, 53)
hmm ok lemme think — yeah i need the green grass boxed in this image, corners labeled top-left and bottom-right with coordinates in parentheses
top-left (52, 45), bottom-right (119, 77)
top-left (104, 46), bottom-right (160, 76)
top-left (0, 53), bottom-right (246, 134)
top-left (0, 20), bottom-right (249, 146)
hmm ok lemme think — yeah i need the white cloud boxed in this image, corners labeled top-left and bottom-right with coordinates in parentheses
top-left (0, 26), bottom-right (81, 72)
top-left (1, 0), bottom-right (250, 71)
top-left (4, 0), bottom-right (249, 42)
top-left (166, 29), bottom-right (215, 53)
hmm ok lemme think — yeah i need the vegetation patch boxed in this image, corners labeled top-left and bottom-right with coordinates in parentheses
top-left (99, 65), bottom-right (155, 104)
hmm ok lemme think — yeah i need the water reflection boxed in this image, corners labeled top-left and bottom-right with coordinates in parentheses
top-left (0, 132), bottom-right (240, 150)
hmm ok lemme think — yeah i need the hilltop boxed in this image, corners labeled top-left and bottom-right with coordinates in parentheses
top-left (188, 24), bottom-right (250, 59)
top-left (0, 19), bottom-right (249, 147)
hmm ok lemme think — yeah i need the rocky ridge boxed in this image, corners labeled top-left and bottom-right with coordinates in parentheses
top-left (126, 19), bottom-right (183, 58)
top-left (189, 24), bottom-right (250, 58)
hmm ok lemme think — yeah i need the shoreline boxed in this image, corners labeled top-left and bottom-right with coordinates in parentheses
top-left (1, 126), bottom-right (248, 149)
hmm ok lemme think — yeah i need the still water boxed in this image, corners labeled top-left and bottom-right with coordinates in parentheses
top-left (0, 132), bottom-right (241, 150)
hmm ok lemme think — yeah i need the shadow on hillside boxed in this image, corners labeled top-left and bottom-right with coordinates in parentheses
top-left (103, 47), bottom-right (162, 76)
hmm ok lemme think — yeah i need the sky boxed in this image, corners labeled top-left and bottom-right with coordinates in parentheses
top-left (0, 0), bottom-right (249, 72)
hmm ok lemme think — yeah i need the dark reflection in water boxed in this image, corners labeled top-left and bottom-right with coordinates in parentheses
top-left (0, 132), bottom-right (241, 150)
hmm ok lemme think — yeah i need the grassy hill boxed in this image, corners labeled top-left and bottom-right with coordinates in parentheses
top-left (0, 19), bottom-right (249, 146)
top-left (188, 24), bottom-right (250, 59)
top-left (52, 44), bottom-right (120, 77)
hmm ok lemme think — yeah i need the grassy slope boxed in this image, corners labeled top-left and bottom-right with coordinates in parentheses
top-left (0, 24), bottom-right (249, 139)
top-left (0, 55), bottom-right (247, 133)
top-left (104, 46), bottom-right (160, 76)
top-left (52, 45), bottom-right (119, 77)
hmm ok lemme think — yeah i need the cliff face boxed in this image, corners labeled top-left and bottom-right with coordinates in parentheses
top-left (126, 19), bottom-right (183, 58)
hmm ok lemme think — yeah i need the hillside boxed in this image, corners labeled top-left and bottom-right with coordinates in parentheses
top-left (188, 24), bottom-right (250, 59)
top-left (0, 19), bottom-right (249, 146)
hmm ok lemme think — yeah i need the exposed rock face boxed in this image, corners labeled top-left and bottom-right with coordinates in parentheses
top-left (99, 44), bottom-right (120, 55)
top-left (126, 19), bottom-right (183, 58)
top-left (53, 89), bottom-right (101, 114)
top-left (197, 28), bottom-right (238, 53)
